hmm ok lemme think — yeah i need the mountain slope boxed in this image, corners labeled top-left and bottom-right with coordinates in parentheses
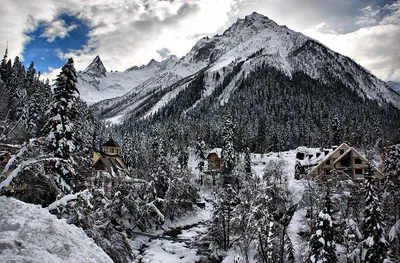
top-left (89, 12), bottom-right (400, 124)
top-left (77, 55), bottom-right (180, 104)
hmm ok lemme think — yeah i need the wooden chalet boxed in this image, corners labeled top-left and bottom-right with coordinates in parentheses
top-left (206, 148), bottom-right (223, 172)
top-left (309, 143), bottom-right (384, 183)
top-left (90, 138), bottom-right (128, 196)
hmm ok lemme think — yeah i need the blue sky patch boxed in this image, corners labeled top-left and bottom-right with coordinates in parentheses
top-left (22, 14), bottom-right (89, 73)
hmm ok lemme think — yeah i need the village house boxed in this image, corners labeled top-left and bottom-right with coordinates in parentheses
top-left (206, 148), bottom-right (223, 172)
top-left (90, 138), bottom-right (129, 197)
top-left (308, 143), bottom-right (384, 184)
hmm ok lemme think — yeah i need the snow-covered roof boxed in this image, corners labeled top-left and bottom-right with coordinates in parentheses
top-left (102, 138), bottom-right (120, 147)
top-left (208, 148), bottom-right (222, 158)
top-left (310, 143), bottom-right (384, 178)
top-left (310, 143), bottom-right (350, 173)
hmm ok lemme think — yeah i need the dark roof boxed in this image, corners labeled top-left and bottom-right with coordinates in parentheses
top-left (102, 138), bottom-right (120, 147)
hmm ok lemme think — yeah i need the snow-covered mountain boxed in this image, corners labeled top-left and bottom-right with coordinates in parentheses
top-left (77, 55), bottom-right (180, 104)
top-left (81, 12), bottom-right (400, 122)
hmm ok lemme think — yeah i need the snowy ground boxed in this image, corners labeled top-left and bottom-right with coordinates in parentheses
top-left (130, 188), bottom-right (214, 263)
top-left (0, 147), bottom-right (318, 263)
top-left (130, 147), bottom-right (320, 262)
top-left (0, 196), bottom-right (112, 263)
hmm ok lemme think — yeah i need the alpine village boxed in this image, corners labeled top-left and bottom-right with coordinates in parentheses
top-left (1, 10), bottom-right (400, 263)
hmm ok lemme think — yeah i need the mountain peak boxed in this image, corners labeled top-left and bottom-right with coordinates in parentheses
top-left (245, 11), bottom-right (269, 21)
top-left (84, 55), bottom-right (107, 77)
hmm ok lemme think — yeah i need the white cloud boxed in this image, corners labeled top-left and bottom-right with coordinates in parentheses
top-left (356, 6), bottom-right (380, 26)
top-left (2, 0), bottom-right (400, 82)
top-left (302, 1), bottom-right (400, 81)
top-left (40, 19), bottom-right (78, 42)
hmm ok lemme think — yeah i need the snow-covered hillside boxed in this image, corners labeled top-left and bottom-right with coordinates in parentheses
top-left (77, 55), bottom-right (180, 104)
top-left (87, 12), bottom-right (400, 123)
top-left (0, 196), bottom-right (113, 263)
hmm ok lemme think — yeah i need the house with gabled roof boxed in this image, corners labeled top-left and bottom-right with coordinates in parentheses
top-left (206, 148), bottom-right (223, 172)
top-left (309, 143), bottom-right (384, 183)
top-left (89, 138), bottom-right (129, 197)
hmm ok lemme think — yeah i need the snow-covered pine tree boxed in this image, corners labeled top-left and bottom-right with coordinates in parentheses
top-left (331, 114), bottom-right (341, 146)
top-left (362, 165), bottom-right (388, 263)
top-left (25, 61), bottom-right (36, 96)
top-left (308, 190), bottom-right (337, 263)
top-left (23, 74), bottom-right (43, 138)
top-left (210, 184), bottom-right (239, 251)
top-left (150, 134), bottom-right (171, 198)
top-left (121, 132), bottom-right (134, 168)
top-left (285, 235), bottom-right (295, 263)
top-left (0, 46), bottom-right (9, 82)
top-left (244, 147), bottom-right (252, 179)
top-left (221, 115), bottom-right (237, 183)
top-left (163, 167), bottom-right (198, 221)
top-left (384, 143), bottom-right (400, 259)
top-left (7, 56), bottom-right (26, 121)
top-left (44, 58), bottom-right (79, 189)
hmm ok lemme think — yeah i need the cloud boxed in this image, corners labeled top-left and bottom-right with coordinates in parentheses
top-left (157, 48), bottom-right (171, 59)
top-left (356, 6), bottom-right (380, 26)
top-left (2, 0), bottom-right (399, 83)
top-left (40, 19), bottom-right (78, 42)
top-left (39, 0), bottom-right (243, 73)
top-left (302, 1), bottom-right (400, 81)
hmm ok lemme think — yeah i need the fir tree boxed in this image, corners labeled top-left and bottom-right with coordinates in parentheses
top-left (285, 235), bottom-right (295, 263)
top-left (221, 115), bottom-right (236, 182)
top-left (244, 147), bottom-right (252, 179)
top-left (384, 143), bottom-right (400, 259)
top-left (0, 45), bottom-right (9, 82)
top-left (44, 58), bottom-right (79, 188)
top-left (362, 165), bottom-right (388, 263)
top-left (121, 132), bottom-right (134, 168)
top-left (309, 190), bottom-right (337, 263)
top-left (331, 114), bottom-right (341, 146)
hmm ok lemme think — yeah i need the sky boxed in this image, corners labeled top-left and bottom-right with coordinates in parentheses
top-left (1, 0), bottom-right (399, 82)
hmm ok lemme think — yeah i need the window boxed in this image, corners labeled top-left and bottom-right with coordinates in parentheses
top-left (104, 148), bottom-right (108, 153)
top-left (340, 160), bottom-right (349, 167)
top-left (340, 149), bottom-right (345, 155)
top-left (110, 148), bottom-right (114, 153)
top-left (355, 169), bottom-right (363, 175)
top-left (354, 159), bottom-right (362, 164)
top-left (326, 160), bottom-right (331, 165)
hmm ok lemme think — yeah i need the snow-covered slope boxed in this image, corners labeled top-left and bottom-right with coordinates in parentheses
top-left (89, 12), bottom-right (400, 122)
top-left (77, 55), bottom-right (180, 104)
top-left (0, 196), bottom-right (112, 263)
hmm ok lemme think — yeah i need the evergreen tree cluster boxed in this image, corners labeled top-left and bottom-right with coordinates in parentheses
top-left (0, 50), bottom-right (51, 141)
top-left (116, 63), bottom-right (400, 156)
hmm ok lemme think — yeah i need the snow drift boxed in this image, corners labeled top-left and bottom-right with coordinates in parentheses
top-left (0, 196), bottom-right (112, 263)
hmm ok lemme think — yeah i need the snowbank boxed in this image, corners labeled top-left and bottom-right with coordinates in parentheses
top-left (0, 196), bottom-right (112, 263)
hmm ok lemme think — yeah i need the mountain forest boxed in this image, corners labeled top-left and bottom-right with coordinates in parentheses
top-left (1, 12), bottom-right (400, 263)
